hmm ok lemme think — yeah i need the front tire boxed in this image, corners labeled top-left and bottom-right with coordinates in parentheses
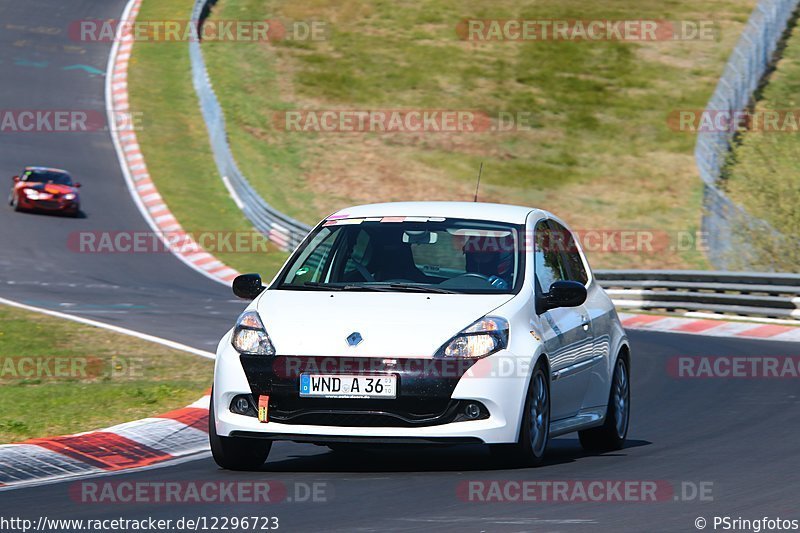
top-left (579, 356), bottom-right (630, 452)
top-left (11, 193), bottom-right (20, 211)
top-left (209, 392), bottom-right (272, 470)
top-left (490, 360), bottom-right (550, 467)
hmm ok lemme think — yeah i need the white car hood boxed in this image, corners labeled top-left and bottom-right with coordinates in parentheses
top-left (256, 290), bottom-right (514, 358)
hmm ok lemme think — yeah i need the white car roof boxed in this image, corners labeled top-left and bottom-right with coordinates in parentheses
top-left (329, 202), bottom-right (546, 224)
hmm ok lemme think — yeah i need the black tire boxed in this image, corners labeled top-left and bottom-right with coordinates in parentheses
top-left (490, 359), bottom-right (550, 467)
top-left (579, 356), bottom-right (630, 452)
top-left (11, 194), bottom-right (20, 211)
top-left (209, 392), bottom-right (272, 471)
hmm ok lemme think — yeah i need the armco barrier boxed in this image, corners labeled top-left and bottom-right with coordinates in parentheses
top-left (595, 270), bottom-right (800, 320)
top-left (695, 0), bottom-right (799, 268)
top-left (189, 0), bottom-right (311, 251)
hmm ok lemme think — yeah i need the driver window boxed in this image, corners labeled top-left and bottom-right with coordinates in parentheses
top-left (534, 220), bottom-right (568, 293)
top-left (283, 228), bottom-right (337, 285)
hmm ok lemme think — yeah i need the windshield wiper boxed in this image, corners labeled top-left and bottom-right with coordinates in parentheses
top-left (384, 283), bottom-right (456, 294)
top-left (299, 282), bottom-right (345, 291)
top-left (298, 282), bottom-right (455, 294)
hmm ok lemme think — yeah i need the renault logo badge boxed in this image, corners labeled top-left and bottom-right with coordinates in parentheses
top-left (346, 332), bottom-right (363, 347)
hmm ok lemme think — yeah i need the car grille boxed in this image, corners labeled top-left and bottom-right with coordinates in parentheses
top-left (269, 398), bottom-right (463, 427)
top-left (35, 200), bottom-right (61, 209)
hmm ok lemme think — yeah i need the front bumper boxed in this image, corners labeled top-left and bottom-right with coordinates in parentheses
top-left (213, 336), bottom-right (530, 444)
top-left (19, 196), bottom-right (79, 213)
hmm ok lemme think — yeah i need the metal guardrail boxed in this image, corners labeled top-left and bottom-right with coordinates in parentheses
top-left (695, 0), bottom-right (799, 268)
top-left (595, 270), bottom-right (800, 320)
top-left (189, 0), bottom-right (311, 251)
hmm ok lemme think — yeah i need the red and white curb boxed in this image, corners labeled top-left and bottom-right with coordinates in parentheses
top-left (0, 395), bottom-right (210, 490)
top-left (620, 312), bottom-right (800, 342)
top-left (105, 0), bottom-right (239, 286)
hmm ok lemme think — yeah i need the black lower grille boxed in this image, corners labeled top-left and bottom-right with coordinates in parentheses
top-left (269, 398), bottom-right (465, 427)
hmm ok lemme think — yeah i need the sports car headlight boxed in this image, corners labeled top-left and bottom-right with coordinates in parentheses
top-left (435, 316), bottom-right (509, 359)
top-left (23, 188), bottom-right (40, 200)
top-left (231, 311), bottom-right (275, 355)
top-left (64, 193), bottom-right (76, 200)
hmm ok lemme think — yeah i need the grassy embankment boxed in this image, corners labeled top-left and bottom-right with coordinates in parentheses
top-left (723, 19), bottom-right (800, 271)
top-left (130, 0), bottom-right (758, 271)
top-left (199, 0), bottom-right (757, 270)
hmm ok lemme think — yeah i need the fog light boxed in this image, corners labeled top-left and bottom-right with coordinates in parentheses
top-left (465, 403), bottom-right (481, 419)
top-left (235, 397), bottom-right (250, 412)
top-left (229, 394), bottom-right (256, 417)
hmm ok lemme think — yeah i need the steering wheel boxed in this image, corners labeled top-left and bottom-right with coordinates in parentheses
top-left (456, 273), bottom-right (493, 282)
top-left (440, 273), bottom-right (509, 290)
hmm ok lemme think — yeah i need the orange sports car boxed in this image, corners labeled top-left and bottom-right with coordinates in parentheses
top-left (9, 167), bottom-right (81, 217)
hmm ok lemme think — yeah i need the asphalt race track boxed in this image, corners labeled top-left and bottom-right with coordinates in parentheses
top-left (3, 330), bottom-right (800, 531)
top-left (0, 0), bottom-right (246, 351)
top-left (1, 1), bottom-right (799, 531)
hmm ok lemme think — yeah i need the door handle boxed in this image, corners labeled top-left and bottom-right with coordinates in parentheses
top-left (580, 316), bottom-right (590, 331)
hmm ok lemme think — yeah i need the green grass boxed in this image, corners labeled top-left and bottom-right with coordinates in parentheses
top-left (723, 20), bottom-right (800, 271)
top-left (195, 0), bottom-right (757, 270)
top-left (127, 0), bottom-right (288, 279)
top-left (0, 305), bottom-right (214, 442)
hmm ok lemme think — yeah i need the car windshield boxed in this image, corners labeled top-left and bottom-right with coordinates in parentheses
top-left (23, 170), bottom-right (72, 186)
top-left (276, 218), bottom-right (523, 294)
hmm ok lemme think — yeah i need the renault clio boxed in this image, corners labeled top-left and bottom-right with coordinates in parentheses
top-left (210, 202), bottom-right (630, 470)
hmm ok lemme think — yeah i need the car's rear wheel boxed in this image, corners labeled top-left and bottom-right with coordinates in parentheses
top-left (209, 392), bottom-right (272, 471)
top-left (579, 356), bottom-right (630, 452)
top-left (490, 359), bottom-right (550, 467)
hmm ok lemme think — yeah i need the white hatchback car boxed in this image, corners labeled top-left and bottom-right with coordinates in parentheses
top-left (210, 202), bottom-right (630, 469)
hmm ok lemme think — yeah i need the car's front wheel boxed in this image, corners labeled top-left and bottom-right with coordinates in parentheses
top-left (490, 359), bottom-right (550, 467)
top-left (209, 392), bottom-right (272, 470)
top-left (11, 193), bottom-right (20, 211)
top-left (579, 356), bottom-right (630, 452)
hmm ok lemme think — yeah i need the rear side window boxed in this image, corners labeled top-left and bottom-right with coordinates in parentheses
top-left (548, 220), bottom-right (589, 285)
top-left (534, 220), bottom-right (568, 293)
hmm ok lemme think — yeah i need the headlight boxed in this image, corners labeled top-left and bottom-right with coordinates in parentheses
top-left (231, 311), bottom-right (275, 355)
top-left (23, 189), bottom-right (40, 200)
top-left (64, 193), bottom-right (76, 200)
top-left (435, 316), bottom-right (509, 359)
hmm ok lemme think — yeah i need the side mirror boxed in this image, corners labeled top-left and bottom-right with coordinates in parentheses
top-left (74, 182), bottom-right (82, 188)
top-left (537, 280), bottom-right (587, 314)
top-left (12, 176), bottom-right (19, 182)
top-left (233, 273), bottom-right (264, 300)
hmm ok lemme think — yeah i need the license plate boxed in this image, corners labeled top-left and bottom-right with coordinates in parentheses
top-left (299, 374), bottom-right (396, 399)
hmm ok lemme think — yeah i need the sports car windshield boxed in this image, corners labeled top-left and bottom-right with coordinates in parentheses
top-left (276, 218), bottom-right (523, 294)
top-left (23, 171), bottom-right (72, 185)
